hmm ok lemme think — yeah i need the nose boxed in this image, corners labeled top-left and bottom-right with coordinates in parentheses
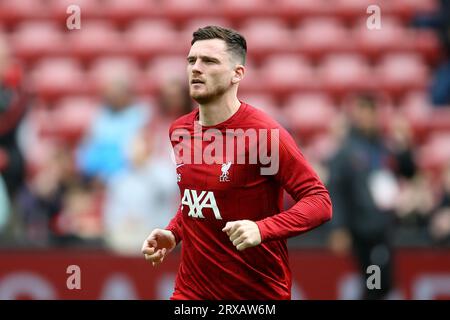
top-left (191, 59), bottom-right (202, 74)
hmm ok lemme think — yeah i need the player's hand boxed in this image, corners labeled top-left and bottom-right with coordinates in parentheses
top-left (328, 228), bottom-right (352, 256)
top-left (142, 229), bottom-right (176, 266)
top-left (222, 220), bottom-right (261, 251)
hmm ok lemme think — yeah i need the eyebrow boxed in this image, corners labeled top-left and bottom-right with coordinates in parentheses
top-left (187, 55), bottom-right (221, 63)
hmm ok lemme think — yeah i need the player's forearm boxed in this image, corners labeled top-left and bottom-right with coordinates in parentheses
top-left (255, 191), bottom-right (332, 242)
top-left (263, 127), bottom-right (332, 242)
top-left (165, 206), bottom-right (183, 245)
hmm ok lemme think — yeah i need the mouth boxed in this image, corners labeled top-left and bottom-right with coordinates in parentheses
top-left (191, 79), bottom-right (205, 84)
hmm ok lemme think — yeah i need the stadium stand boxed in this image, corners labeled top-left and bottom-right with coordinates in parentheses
top-left (0, 0), bottom-right (448, 251)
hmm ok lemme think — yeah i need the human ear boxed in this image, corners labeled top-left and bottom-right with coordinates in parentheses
top-left (231, 65), bottom-right (245, 84)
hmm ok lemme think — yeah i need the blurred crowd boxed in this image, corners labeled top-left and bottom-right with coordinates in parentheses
top-left (0, 42), bottom-right (193, 253)
top-left (0, 0), bottom-right (450, 257)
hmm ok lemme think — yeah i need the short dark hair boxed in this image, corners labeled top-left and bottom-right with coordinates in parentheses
top-left (356, 92), bottom-right (377, 110)
top-left (191, 25), bottom-right (247, 65)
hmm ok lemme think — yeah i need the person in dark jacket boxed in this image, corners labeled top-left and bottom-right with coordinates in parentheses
top-left (414, 0), bottom-right (450, 106)
top-left (327, 93), bottom-right (398, 300)
top-left (0, 38), bottom-right (27, 207)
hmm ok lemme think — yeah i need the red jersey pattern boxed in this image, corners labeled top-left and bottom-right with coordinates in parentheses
top-left (166, 102), bottom-right (332, 300)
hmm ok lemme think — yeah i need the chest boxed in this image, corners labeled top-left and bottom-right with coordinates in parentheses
top-left (176, 162), bottom-right (263, 191)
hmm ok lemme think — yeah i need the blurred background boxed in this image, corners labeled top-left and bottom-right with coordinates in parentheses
top-left (0, 0), bottom-right (449, 300)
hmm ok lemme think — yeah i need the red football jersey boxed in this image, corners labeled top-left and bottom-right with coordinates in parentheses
top-left (166, 102), bottom-right (332, 299)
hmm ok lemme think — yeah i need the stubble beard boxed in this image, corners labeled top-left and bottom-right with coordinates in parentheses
top-left (190, 83), bottom-right (229, 105)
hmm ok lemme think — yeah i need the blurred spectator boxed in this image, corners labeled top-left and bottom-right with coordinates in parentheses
top-left (388, 116), bottom-right (435, 230)
top-left (52, 180), bottom-right (104, 247)
top-left (415, 0), bottom-right (450, 106)
top-left (0, 36), bottom-right (27, 230)
top-left (430, 207), bottom-right (450, 244)
top-left (0, 175), bottom-right (10, 233)
top-left (152, 77), bottom-right (193, 155)
top-left (430, 58), bottom-right (450, 106)
top-left (388, 116), bottom-right (417, 180)
top-left (157, 77), bottom-right (192, 120)
top-left (103, 78), bottom-right (192, 255)
top-left (429, 163), bottom-right (450, 244)
top-left (16, 143), bottom-right (102, 247)
top-left (16, 144), bottom-right (70, 246)
top-left (76, 73), bottom-right (151, 182)
top-left (103, 130), bottom-right (179, 255)
top-left (394, 170), bottom-right (436, 229)
top-left (327, 93), bottom-right (398, 300)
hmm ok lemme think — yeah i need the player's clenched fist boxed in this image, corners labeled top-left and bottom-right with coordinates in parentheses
top-left (222, 220), bottom-right (262, 251)
top-left (142, 229), bottom-right (176, 266)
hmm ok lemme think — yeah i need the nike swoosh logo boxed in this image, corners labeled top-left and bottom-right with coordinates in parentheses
top-left (176, 163), bottom-right (185, 169)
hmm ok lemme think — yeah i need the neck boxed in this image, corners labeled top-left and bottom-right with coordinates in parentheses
top-left (198, 92), bottom-right (241, 126)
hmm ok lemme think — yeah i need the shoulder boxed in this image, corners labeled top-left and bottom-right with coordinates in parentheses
top-left (241, 103), bottom-right (298, 152)
top-left (169, 107), bottom-right (198, 134)
top-left (241, 103), bottom-right (283, 131)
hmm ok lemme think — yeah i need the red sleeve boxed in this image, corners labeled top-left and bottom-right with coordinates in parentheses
top-left (165, 205), bottom-right (183, 245)
top-left (255, 127), bottom-right (332, 242)
top-left (165, 123), bottom-right (183, 245)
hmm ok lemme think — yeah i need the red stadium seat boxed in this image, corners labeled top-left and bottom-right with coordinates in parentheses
top-left (143, 55), bottom-right (188, 94)
top-left (148, 55), bottom-right (188, 80)
top-left (219, 0), bottom-right (274, 22)
top-left (180, 18), bottom-right (234, 45)
top-left (69, 21), bottom-right (123, 61)
top-left (390, 0), bottom-right (438, 20)
top-left (303, 132), bottom-right (342, 164)
top-left (240, 19), bottom-right (293, 60)
top-left (30, 58), bottom-right (87, 101)
top-left (0, 0), bottom-right (48, 27)
top-left (238, 93), bottom-right (282, 121)
top-left (354, 14), bottom-right (440, 62)
top-left (183, 18), bottom-right (233, 32)
top-left (426, 108), bottom-right (450, 135)
top-left (413, 30), bottom-right (441, 63)
top-left (400, 91), bottom-right (433, 119)
top-left (9, 22), bottom-right (66, 62)
top-left (237, 61), bottom-right (263, 94)
top-left (282, 93), bottom-right (336, 139)
top-left (125, 20), bottom-right (182, 60)
top-left (295, 18), bottom-right (352, 59)
top-left (398, 91), bottom-right (434, 142)
top-left (334, 0), bottom-right (389, 20)
top-left (104, 0), bottom-right (160, 25)
top-left (136, 95), bottom-right (158, 110)
top-left (417, 133), bottom-right (450, 172)
top-left (88, 57), bottom-right (142, 94)
top-left (49, 0), bottom-right (103, 22)
top-left (278, 0), bottom-right (330, 21)
top-left (161, 0), bottom-right (217, 23)
top-left (353, 17), bottom-right (412, 58)
top-left (23, 123), bottom-right (66, 177)
top-left (23, 96), bottom-right (99, 173)
top-left (41, 96), bottom-right (99, 144)
top-left (377, 53), bottom-right (429, 96)
top-left (318, 54), bottom-right (373, 95)
top-left (239, 93), bottom-right (278, 110)
top-left (259, 54), bottom-right (317, 96)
